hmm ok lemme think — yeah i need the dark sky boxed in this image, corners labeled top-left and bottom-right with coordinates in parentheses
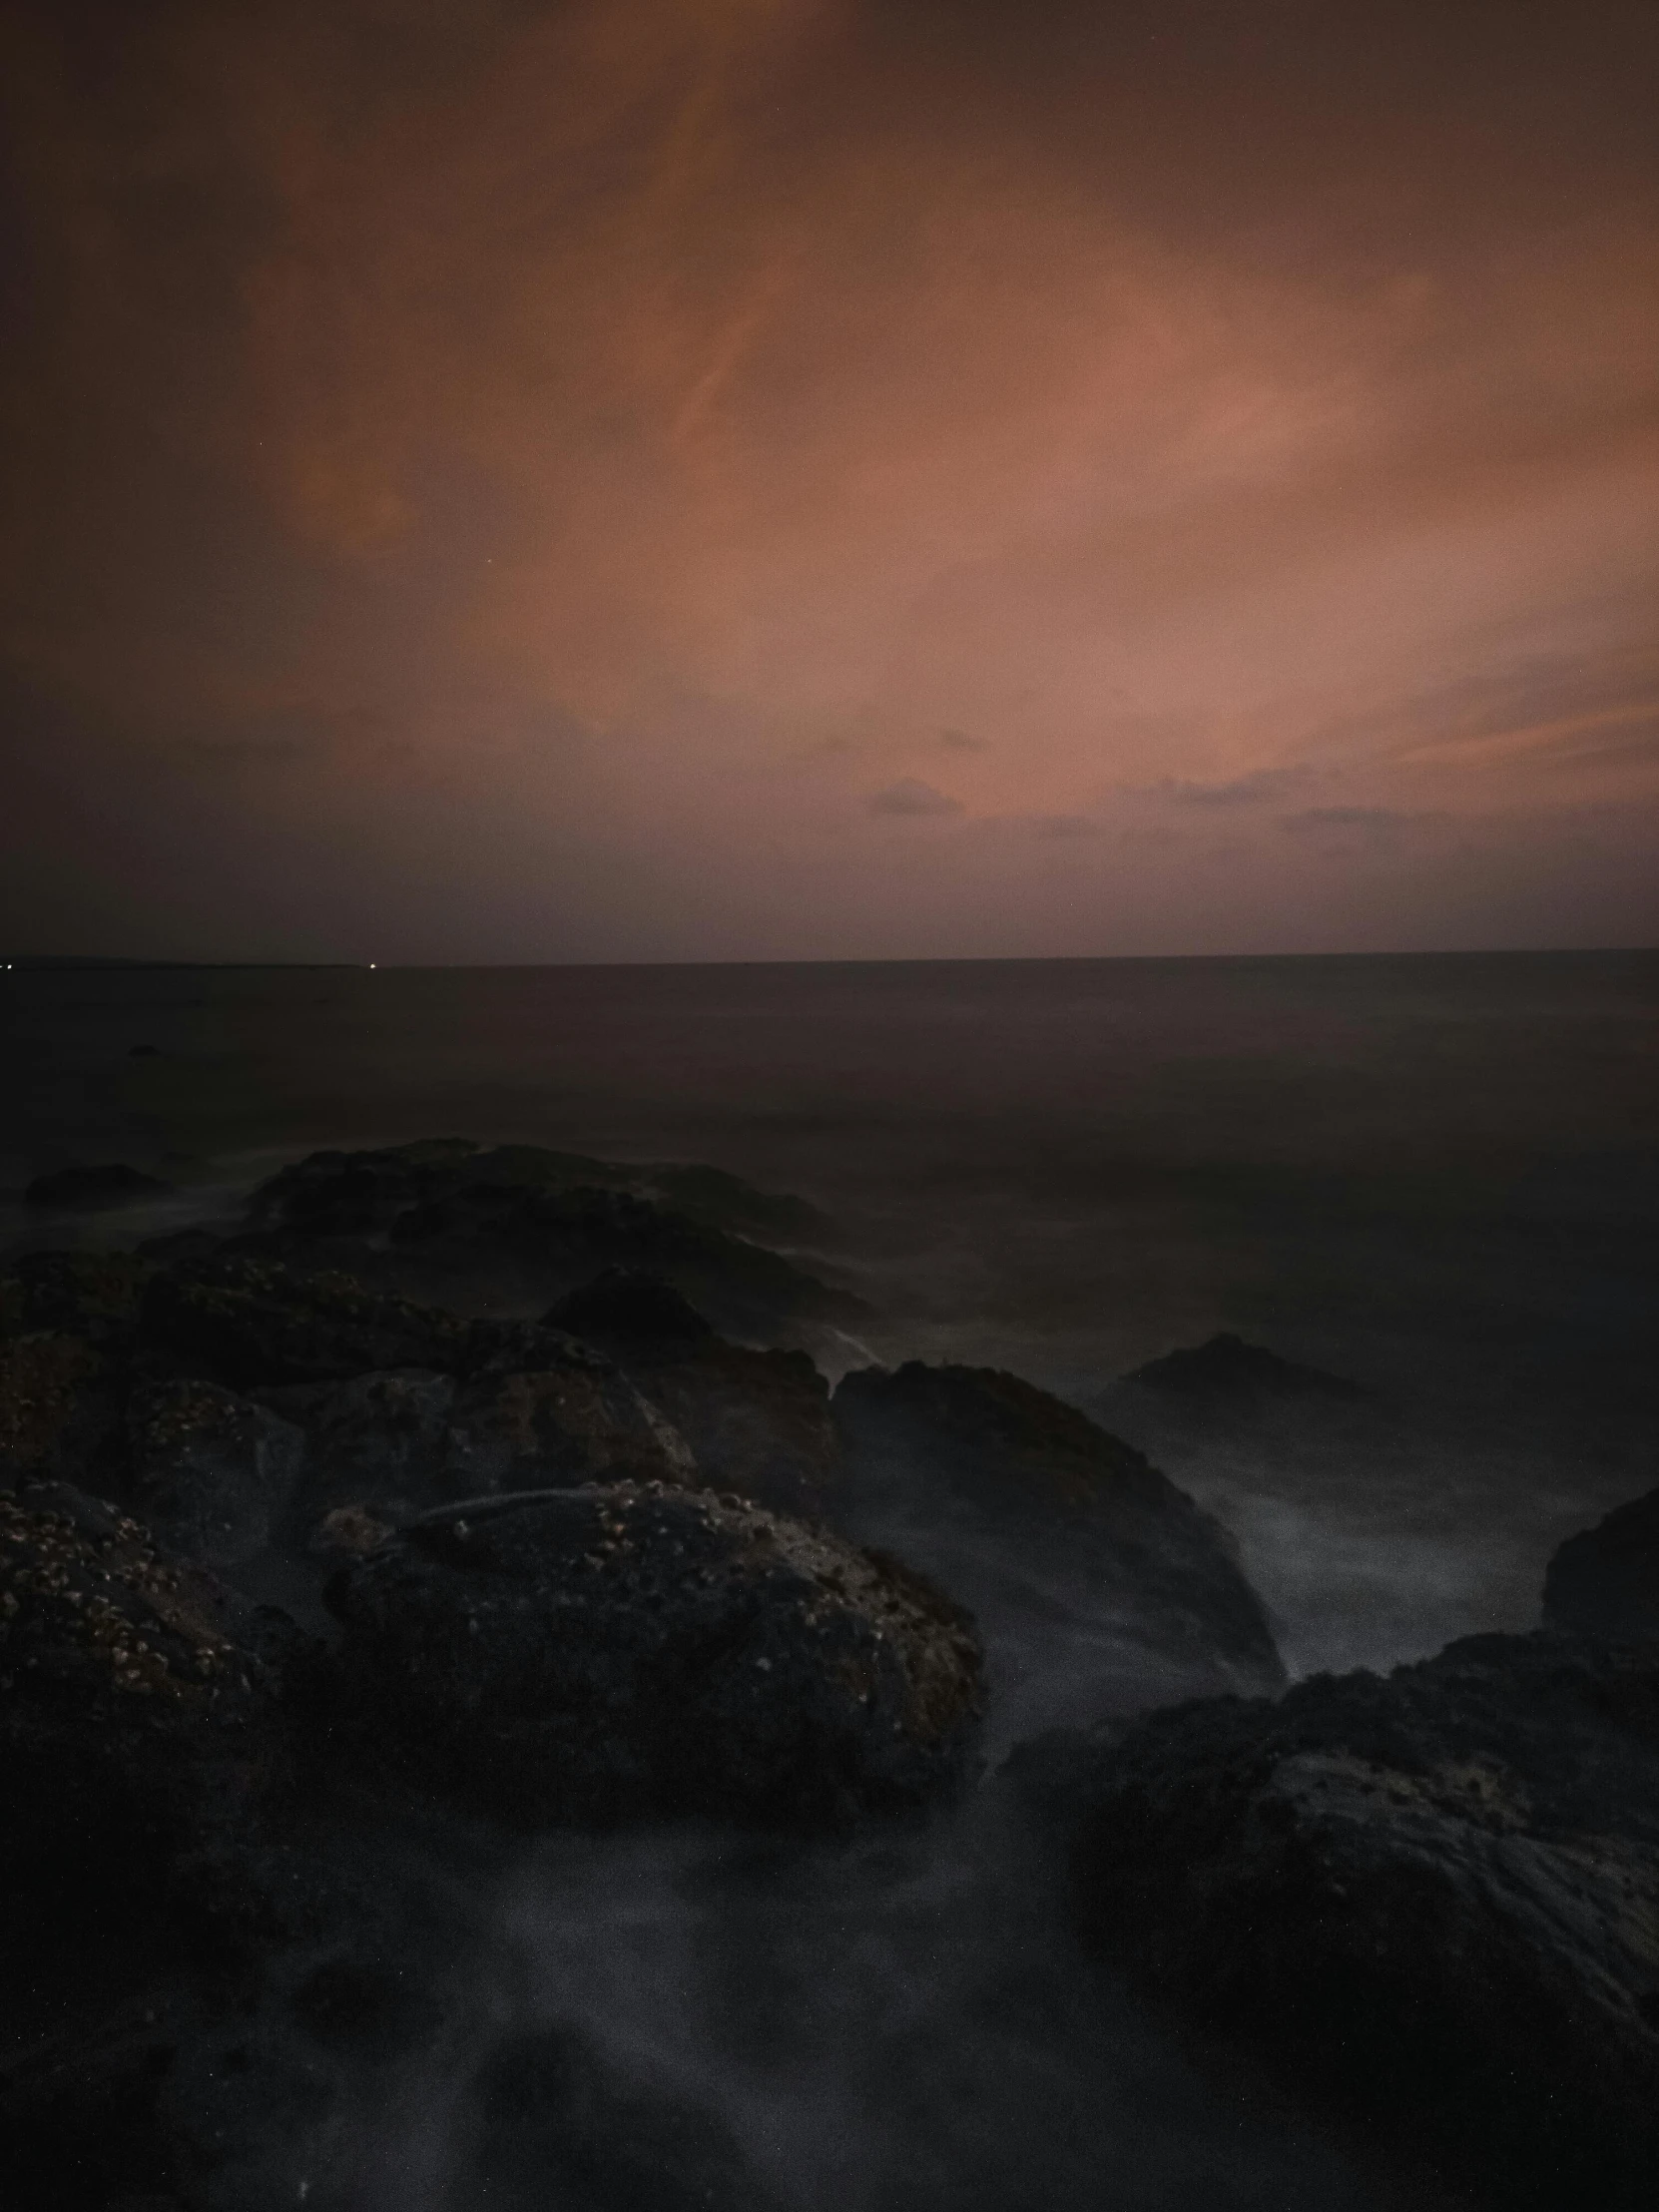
top-left (3, 0), bottom-right (1656, 960)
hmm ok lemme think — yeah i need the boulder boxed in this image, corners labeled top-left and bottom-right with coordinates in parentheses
top-left (0, 1333), bottom-right (113, 1484)
top-left (548, 1272), bottom-right (842, 1518)
top-left (1121, 1332), bottom-right (1363, 1406)
top-left (1543, 1487), bottom-right (1659, 1641)
top-left (127, 1379), bottom-right (307, 1568)
top-left (0, 1483), bottom-right (285, 1897)
top-left (832, 1363), bottom-right (1284, 1737)
top-left (241, 1143), bottom-right (860, 1338)
top-left (1019, 1631), bottom-right (1659, 2211)
top-left (2, 1251), bottom-right (150, 1344)
top-left (263, 1342), bottom-right (696, 1530)
top-left (324, 1482), bottom-right (983, 1826)
top-left (24, 1164), bottom-right (170, 1210)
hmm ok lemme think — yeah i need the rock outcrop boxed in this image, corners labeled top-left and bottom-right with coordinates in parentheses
top-left (1017, 1630), bottom-right (1659, 2210)
top-left (126, 1381), bottom-right (307, 1568)
top-left (833, 1363), bottom-right (1284, 1736)
top-left (1543, 1486), bottom-right (1659, 1641)
top-left (1120, 1332), bottom-right (1363, 1406)
top-left (548, 1271), bottom-right (842, 1518)
top-left (324, 1482), bottom-right (983, 1826)
top-left (237, 1141), bottom-right (858, 1338)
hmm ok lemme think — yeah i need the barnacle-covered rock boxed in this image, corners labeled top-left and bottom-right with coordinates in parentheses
top-left (127, 1378), bottom-right (307, 1567)
top-left (324, 1482), bottom-right (983, 1827)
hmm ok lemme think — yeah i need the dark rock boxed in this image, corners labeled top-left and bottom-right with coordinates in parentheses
top-left (129, 1043), bottom-right (162, 1057)
top-left (324, 1482), bottom-right (983, 1826)
top-left (25, 1164), bottom-right (171, 1210)
top-left (833, 1363), bottom-right (1284, 1736)
top-left (126, 1380), bottom-right (306, 1568)
top-left (1543, 1487), bottom-right (1659, 1641)
top-left (1022, 1631), bottom-right (1659, 2210)
top-left (242, 1143), bottom-right (860, 1337)
top-left (2, 1251), bottom-right (151, 1344)
top-left (260, 1341), bottom-right (696, 1527)
top-left (550, 1271), bottom-right (841, 1517)
top-left (0, 1334), bottom-right (114, 1484)
top-left (1122, 1332), bottom-right (1363, 1405)
top-left (0, 1483), bottom-right (284, 1901)
top-left (141, 1256), bottom-right (470, 1388)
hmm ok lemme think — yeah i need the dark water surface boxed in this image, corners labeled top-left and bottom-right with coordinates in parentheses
top-left (5, 952), bottom-right (1656, 2209)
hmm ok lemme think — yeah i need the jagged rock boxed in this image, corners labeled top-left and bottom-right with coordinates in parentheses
top-left (127, 1380), bottom-right (306, 1568)
top-left (142, 1256), bottom-right (470, 1388)
top-left (24, 1164), bottom-right (170, 1210)
top-left (1543, 1487), bottom-right (1659, 1641)
top-left (241, 1143), bottom-right (859, 1337)
top-left (549, 1272), bottom-right (842, 1517)
top-left (832, 1363), bottom-right (1284, 1735)
top-left (1122, 1332), bottom-right (1362, 1405)
top-left (324, 1483), bottom-right (983, 1826)
top-left (1019, 1631), bottom-right (1659, 2211)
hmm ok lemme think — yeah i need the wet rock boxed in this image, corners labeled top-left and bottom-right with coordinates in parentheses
top-left (832, 1363), bottom-right (1284, 1734)
top-left (1543, 1486), bottom-right (1659, 1641)
top-left (1022, 1631), bottom-right (1659, 2211)
top-left (324, 1482), bottom-right (983, 1826)
top-left (1121, 1332), bottom-right (1363, 1406)
top-left (549, 1271), bottom-right (842, 1517)
top-left (261, 1338), bottom-right (696, 1526)
top-left (142, 1256), bottom-right (470, 1389)
top-left (25, 1164), bottom-right (171, 1210)
top-left (127, 1380), bottom-right (306, 1568)
top-left (243, 1143), bottom-right (861, 1338)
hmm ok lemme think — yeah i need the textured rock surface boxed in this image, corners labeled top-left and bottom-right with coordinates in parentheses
top-left (833, 1363), bottom-right (1284, 1737)
top-left (1543, 1486), bottom-right (1659, 1641)
top-left (127, 1380), bottom-right (306, 1568)
top-left (325, 1482), bottom-right (983, 1825)
top-left (1018, 1631), bottom-right (1659, 2210)
top-left (141, 1255), bottom-right (471, 1388)
top-left (549, 1271), bottom-right (842, 1517)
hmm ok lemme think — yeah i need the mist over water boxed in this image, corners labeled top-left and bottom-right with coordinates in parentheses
top-left (4, 951), bottom-right (1655, 2205)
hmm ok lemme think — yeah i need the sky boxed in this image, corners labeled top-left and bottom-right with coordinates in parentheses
top-left (2, 0), bottom-right (1656, 962)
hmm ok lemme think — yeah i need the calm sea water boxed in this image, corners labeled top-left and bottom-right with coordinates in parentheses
top-left (5, 950), bottom-right (1656, 1674)
top-left (8, 952), bottom-right (1656, 2210)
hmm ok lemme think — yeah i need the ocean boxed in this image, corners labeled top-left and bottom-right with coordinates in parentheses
top-left (6, 949), bottom-right (1657, 2208)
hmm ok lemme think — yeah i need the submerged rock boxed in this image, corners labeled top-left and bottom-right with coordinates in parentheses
top-left (1021, 1631), bottom-right (1659, 2210)
top-left (324, 1482), bottom-right (983, 1827)
top-left (833, 1363), bottom-right (1284, 1733)
top-left (1543, 1487), bottom-right (1659, 1641)
top-left (1121, 1332), bottom-right (1363, 1406)
top-left (549, 1271), bottom-right (842, 1517)
top-left (24, 1163), bottom-right (170, 1210)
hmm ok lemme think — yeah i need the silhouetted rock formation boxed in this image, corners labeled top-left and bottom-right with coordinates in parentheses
top-left (833, 1363), bottom-right (1285, 1734)
top-left (24, 1163), bottom-right (170, 1209)
top-left (1543, 1486), bottom-right (1659, 1640)
top-left (1016, 1630), bottom-right (1659, 2210)
top-left (549, 1270), bottom-right (843, 1518)
top-left (324, 1483), bottom-right (982, 1826)
top-left (1122, 1332), bottom-right (1362, 1405)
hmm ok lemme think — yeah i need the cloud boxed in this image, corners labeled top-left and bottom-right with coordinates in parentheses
top-left (939, 729), bottom-right (986, 752)
top-left (866, 779), bottom-right (964, 819)
top-left (1281, 806), bottom-right (1446, 850)
top-left (1145, 767), bottom-right (1318, 809)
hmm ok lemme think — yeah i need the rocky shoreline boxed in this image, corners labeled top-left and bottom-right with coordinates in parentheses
top-left (3, 1141), bottom-right (1656, 2208)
